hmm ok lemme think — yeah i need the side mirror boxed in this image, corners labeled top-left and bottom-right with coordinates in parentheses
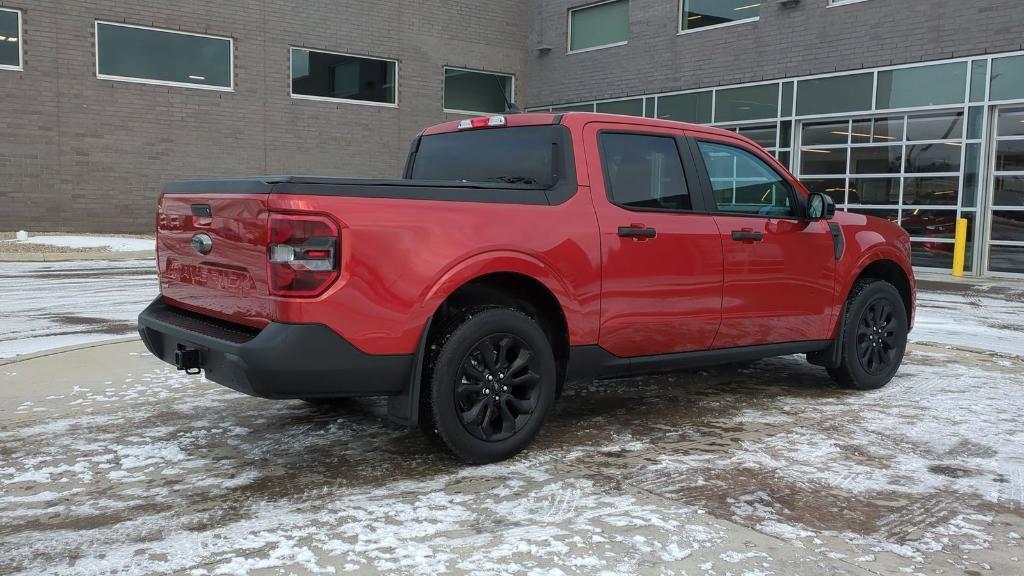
top-left (806, 192), bottom-right (836, 221)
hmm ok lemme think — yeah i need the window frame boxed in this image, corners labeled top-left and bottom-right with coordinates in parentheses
top-left (442, 66), bottom-right (515, 115)
top-left (567, 0), bottom-right (629, 55)
top-left (688, 136), bottom-right (807, 220)
top-left (677, 0), bottom-right (761, 36)
top-left (94, 21), bottom-right (234, 91)
top-left (597, 129), bottom-right (709, 214)
top-left (0, 7), bottom-right (23, 71)
top-left (289, 47), bottom-right (399, 108)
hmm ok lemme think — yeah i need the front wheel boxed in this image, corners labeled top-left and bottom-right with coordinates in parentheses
top-left (827, 280), bottom-right (908, 390)
top-left (424, 308), bottom-right (557, 464)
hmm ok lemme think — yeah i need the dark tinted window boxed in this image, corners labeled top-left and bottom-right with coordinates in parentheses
top-left (698, 141), bottom-right (794, 217)
top-left (411, 127), bottom-right (558, 187)
top-left (599, 133), bottom-right (691, 211)
top-left (96, 22), bottom-right (232, 89)
top-left (291, 49), bottom-right (396, 105)
top-left (0, 9), bottom-right (20, 69)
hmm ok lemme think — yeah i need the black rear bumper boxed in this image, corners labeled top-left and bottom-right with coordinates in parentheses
top-left (137, 298), bottom-right (413, 399)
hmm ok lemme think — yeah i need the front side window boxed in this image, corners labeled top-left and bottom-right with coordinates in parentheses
top-left (0, 8), bottom-right (23, 70)
top-left (95, 22), bottom-right (232, 89)
top-left (600, 133), bottom-right (692, 211)
top-left (291, 48), bottom-right (397, 106)
top-left (698, 141), bottom-right (794, 217)
top-left (443, 68), bottom-right (513, 114)
top-left (680, 0), bottom-right (761, 33)
top-left (569, 0), bottom-right (629, 53)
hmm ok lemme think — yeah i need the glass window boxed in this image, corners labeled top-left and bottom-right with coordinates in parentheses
top-left (681, 0), bottom-right (761, 32)
top-left (715, 83), bottom-right (779, 123)
top-left (994, 176), bottom-right (1024, 207)
top-left (996, 140), bottom-right (1024, 173)
top-left (876, 62), bottom-right (968, 109)
top-left (657, 92), bottom-right (712, 124)
top-left (903, 176), bottom-right (959, 206)
top-left (599, 133), bottom-right (691, 211)
top-left (0, 8), bottom-right (21, 70)
top-left (291, 49), bottom-right (396, 105)
top-left (698, 141), bottom-right (794, 217)
top-left (911, 241), bottom-right (955, 270)
top-left (802, 179), bottom-right (848, 205)
top-left (800, 148), bottom-right (846, 176)
top-left (905, 143), bottom-right (962, 173)
top-left (997, 109), bottom-right (1024, 138)
top-left (781, 82), bottom-right (794, 117)
top-left (596, 98), bottom-right (644, 116)
top-left (991, 55), bottom-right (1024, 102)
top-left (963, 143), bottom-right (981, 208)
top-left (901, 209), bottom-right (958, 239)
top-left (906, 113), bottom-right (963, 141)
top-left (443, 68), bottom-right (513, 114)
top-left (737, 124), bottom-right (777, 149)
top-left (848, 178), bottom-right (900, 205)
top-left (989, 245), bottom-right (1024, 275)
top-left (802, 121), bottom-right (850, 146)
top-left (851, 146), bottom-right (902, 174)
top-left (410, 126), bottom-right (560, 187)
top-left (850, 117), bottom-right (903, 143)
top-left (796, 73), bottom-right (873, 116)
top-left (95, 22), bottom-right (232, 89)
top-left (990, 211), bottom-right (1024, 242)
top-left (967, 107), bottom-right (984, 140)
top-left (569, 0), bottom-right (629, 52)
top-left (970, 60), bottom-right (988, 103)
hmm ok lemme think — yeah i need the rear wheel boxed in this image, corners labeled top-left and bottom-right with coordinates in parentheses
top-left (828, 280), bottom-right (908, 390)
top-left (424, 308), bottom-right (556, 464)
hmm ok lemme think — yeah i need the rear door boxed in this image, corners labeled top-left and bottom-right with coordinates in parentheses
top-left (585, 122), bottom-right (724, 357)
top-left (687, 134), bottom-right (835, 348)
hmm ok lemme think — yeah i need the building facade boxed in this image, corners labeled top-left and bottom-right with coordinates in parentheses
top-left (1, 0), bottom-right (1022, 276)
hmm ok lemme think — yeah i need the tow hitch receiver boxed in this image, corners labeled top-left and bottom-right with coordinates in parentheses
top-left (175, 346), bottom-right (202, 375)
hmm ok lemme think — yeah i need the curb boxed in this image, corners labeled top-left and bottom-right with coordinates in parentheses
top-left (0, 336), bottom-right (142, 366)
top-left (0, 250), bottom-right (155, 262)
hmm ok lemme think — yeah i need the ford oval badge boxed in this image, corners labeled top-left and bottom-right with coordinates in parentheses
top-left (191, 233), bottom-right (213, 255)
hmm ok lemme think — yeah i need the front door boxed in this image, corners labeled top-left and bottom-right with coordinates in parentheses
top-left (690, 135), bottom-right (836, 349)
top-left (585, 123), bottom-right (724, 357)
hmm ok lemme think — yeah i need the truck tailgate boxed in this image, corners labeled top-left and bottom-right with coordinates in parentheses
top-left (156, 193), bottom-right (274, 328)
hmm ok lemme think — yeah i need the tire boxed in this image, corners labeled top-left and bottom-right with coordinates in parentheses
top-left (827, 279), bottom-right (908, 390)
top-left (424, 308), bottom-right (557, 464)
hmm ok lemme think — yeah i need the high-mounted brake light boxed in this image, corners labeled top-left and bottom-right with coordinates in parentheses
top-left (458, 115), bottom-right (507, 130)
top-left (267, 213), bottom-right (340, 297)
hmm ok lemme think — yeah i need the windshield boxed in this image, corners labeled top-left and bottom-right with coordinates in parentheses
top-left (410, 126), bottom-right (560, 187)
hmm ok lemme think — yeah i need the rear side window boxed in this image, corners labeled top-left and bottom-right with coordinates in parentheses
top-left (697, 141), bottom-right (795, 217)
top-left (599, 133), bottom-right (691, 211)
top-left (410, 126), bottom-right (559, 187)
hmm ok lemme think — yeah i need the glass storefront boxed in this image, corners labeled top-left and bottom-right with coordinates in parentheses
top-left (536, 50), bottom-right (1024, 276)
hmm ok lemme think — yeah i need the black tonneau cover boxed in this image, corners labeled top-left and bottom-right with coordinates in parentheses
top-left (161, 176), bottom-right (555, 205)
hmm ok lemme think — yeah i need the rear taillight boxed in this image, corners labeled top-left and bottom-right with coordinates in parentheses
top-left (267, 213), bottom-right (340, 297)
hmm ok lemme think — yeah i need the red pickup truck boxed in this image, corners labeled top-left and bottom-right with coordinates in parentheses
top-left (138, 112), bottom-right (915, 463)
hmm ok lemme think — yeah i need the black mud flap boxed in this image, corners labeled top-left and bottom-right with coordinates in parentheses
top-left (386, 317), bottom-right (433, 427)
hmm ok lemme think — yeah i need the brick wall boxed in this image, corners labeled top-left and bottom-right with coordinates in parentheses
top-left (0, 0), bottom-right (529, 232)
top-left (525, 0), bottom-right (1024, 107)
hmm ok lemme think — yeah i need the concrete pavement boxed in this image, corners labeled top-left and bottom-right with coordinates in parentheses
top-left (2, 339), bottom-right (1022, 575)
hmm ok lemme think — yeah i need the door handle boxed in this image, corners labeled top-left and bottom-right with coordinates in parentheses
top-left (618, 225), bottom-right (657, 239)
top-left (731, 229), bottom-right (764, 242)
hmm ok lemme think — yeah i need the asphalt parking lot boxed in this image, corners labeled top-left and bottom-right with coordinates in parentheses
top-left (2, 337), bottom-right (1023, 575)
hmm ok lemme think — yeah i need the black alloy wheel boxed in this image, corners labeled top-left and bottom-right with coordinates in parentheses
top-left (456, 334), bottom-right (541, 442)
top-left (424, 307), bottom-right (556, 464)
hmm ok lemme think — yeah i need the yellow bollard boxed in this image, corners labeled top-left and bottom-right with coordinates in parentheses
top-left (952, 218), bottom-right (968, 277)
